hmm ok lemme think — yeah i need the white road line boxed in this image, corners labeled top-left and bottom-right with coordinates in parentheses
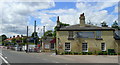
top-left (52, 61), bottom-right (60, 63)
top-left (0, 53), bottom-right (10, 65)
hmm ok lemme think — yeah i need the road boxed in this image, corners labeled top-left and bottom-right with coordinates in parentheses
top-left (0, 48), bottom-right (119, 65)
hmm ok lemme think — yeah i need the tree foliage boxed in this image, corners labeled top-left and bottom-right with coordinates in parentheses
top-left (44, 30), bottom-right (53, 37)
top-left (53, 22), bottom-right (70, 37)
top-left (112, 21), bottom-right (119, 29)
top-left (1, 34), bottom-right (7, 41)
top-left (101, 21), bottom-right (108, 27)
top-left (31, 32), bottom-right (38, 37)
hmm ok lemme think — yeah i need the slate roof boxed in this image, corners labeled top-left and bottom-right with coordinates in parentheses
top-left (58, 24), bottom-right (115, 31)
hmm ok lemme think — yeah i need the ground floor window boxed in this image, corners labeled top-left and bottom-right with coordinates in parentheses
top-left (82, 43), bottom-right (88, 52)
top-left (101, 43), bottom-right (106, 51)
top-left (51, 43), bottom-right (54, 50)
top-left (45, 44), bottom-right (49, 49)
top-left (65, 43), bottom-right (70, 51)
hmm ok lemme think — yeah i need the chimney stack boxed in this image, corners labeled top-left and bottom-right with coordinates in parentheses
top-left (13, 36), bottom-right (15, 38)
top-left (57, 16), bottom-right (60, 27)
top-left (17, 35), bottom-right (20, 37)
top-left (79, 13), bottom-right (85, 26)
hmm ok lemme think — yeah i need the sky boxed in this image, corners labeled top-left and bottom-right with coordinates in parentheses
top-left (0, 0), bottom-right (119, 37)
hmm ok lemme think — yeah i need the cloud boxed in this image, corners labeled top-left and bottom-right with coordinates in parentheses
top-left (1, 1), bottom-right (118, 37)
top-left (1, 1), bottom-right (55, 37)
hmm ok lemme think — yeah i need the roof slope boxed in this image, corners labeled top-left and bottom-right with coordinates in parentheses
top-left (58, 24), bottom-right (114, 31)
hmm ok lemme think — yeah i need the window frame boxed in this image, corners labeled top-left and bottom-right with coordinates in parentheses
top-left (101, 43), bottom-right (106, 51)
top-left (77, 32), bottom-right (95, 38)
top-left (96, 31), bottom-right (102, 38)
top-left (68, 31), bottom-right (73, 38)
top-left (50, 43), bottom-right (55, 50)
top-left (82, 43), bottom-right (88, 52)
top-left (64, 42), bottom-right (71, 51)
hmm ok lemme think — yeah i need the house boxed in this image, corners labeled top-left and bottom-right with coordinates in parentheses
top-left (114, 29), bottom-right (120, 53)
top-left (56, 13), bottom-right (118, 54)
top-left (41, 37), bottom-right (56, 52)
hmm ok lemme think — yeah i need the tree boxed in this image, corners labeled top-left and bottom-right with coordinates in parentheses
top-left (112, 21), bottom-right (119, 29)
top-left (31, 32), bottom-right (39, 45)
top-left (11, 38), bottom-right (17, 45)
top-left (101, 21), bottom-right (108, 27)
top-left (31, 32), bottom-right (38, 37)
top-left (44, 30), bottom-right (53, 37)
top-left (1, 34), bottom-right (7, 41)
top-left (53, 22), bottom-right (70, 37)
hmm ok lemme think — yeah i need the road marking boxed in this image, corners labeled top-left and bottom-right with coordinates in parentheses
top-left (5, 57), bottom-right (7, 59)
top-left (52, 60), bottom-right (59, 63)
top-left (0, 53), bottom-right (10, 65)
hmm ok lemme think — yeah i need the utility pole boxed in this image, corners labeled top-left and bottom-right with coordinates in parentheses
top-left (26, 26), bottom-right (28, 53)
top-left (43, 26), bottom-right (45, 37)
top-left (34, 20), bottom-right (37, 47)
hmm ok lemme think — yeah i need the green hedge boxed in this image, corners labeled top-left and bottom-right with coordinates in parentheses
top-left (97, 51), bottom-right (107, 55)
top-left (60, 52), bottom-right (93, 55)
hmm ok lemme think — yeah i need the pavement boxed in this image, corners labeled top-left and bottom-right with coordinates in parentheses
top-left (0, 48), bottom-right (119, 65)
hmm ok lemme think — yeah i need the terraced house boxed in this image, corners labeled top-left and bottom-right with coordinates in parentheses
top-left (56, 13), bottom-right (119, 54)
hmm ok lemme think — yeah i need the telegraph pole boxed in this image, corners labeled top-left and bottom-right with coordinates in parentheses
top-left (34, 20), bottom-right (37, 46)
top-left (26, 26), bottom-right (28, 53)
top-left (43, 26), bottom-right (45, 37)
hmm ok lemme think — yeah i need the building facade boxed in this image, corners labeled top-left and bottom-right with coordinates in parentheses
top-left (56, 13), bottom-right (119, 54)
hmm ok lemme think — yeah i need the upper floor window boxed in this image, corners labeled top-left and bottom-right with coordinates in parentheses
top-left (68, 31), bottom-right (73, 38)
top-left (77, 32), bottom-right (95, 38)
top-left (96, 31), bottom-right (102, 38)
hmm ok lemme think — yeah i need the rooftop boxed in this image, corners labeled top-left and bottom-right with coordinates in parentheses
top-left (58, 24), bottom-right (115, 31)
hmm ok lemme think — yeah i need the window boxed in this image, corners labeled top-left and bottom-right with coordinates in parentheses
top-left (96, 31), bottom-right (102, 38)
top-left (77, 32), bottom-right (94, 38)
top-left (101, 43), bottom-right (106, 51)
top-left (82, 43), bottom-right (88, 52)
top-left (68, 31), bottom-right (74, 40)
top-left (65, 43), bottom-right (70, 51)
top-left (45, 44), bottom-right (49, 49)
top-left (69, 31), bottom-right (73, 38)
top-left (51, 43), bottom-right (54, 50)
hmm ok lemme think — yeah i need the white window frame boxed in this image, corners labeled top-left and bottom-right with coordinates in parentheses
top-left (101, 43), bottom-right (106, 51)
top-left (50, 43), bottom-right (55, 50)
top-left (64, 42), bottom-right (71, 51)
top-left (82, 43), bottom-right (88, 52)
top-left (44, 44), bottom-right (50, 49)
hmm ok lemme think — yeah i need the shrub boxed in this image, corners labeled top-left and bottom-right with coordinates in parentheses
top-left (103, 52), bottom-right (107, 55)
top-left (88, 52), bottom-right (93, 55)
top-left (74, 52), bottom-right (79, 55)
top-left (110, 53), bottom-right (117, 55)
top-left (97, 51), bottom-right (107, 55)
top-left (118, 53), bottom-right (120, 55)
top-left (82, 52), bottom-right (88, 55)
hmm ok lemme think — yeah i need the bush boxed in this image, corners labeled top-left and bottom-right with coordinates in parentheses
top-left (88, 52), bottom-right (93, 55)
top-left (97, 51), bottom-right (107, 55)
top-left (118, 53), bottom-right (120, 55)
top-left (82, 52), bottom-right (88, 55)
top-left (110, 53), bottom-right (117, 55)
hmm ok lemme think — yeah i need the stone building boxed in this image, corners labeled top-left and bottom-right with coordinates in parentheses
top-left (56, 13), bottom-right (119, 54)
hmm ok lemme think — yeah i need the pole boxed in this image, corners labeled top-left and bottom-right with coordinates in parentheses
top-left (26, 26), bottom-right (28, 53)
top-left (43, 26), bottom-right (45, 37)
top-left (34, 20), bottom-right (36, 45)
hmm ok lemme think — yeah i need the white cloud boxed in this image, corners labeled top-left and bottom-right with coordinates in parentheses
top-left (1, 1), bottom-right (55, 37)
top-left (1, 1), bottom-right (118, 37)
